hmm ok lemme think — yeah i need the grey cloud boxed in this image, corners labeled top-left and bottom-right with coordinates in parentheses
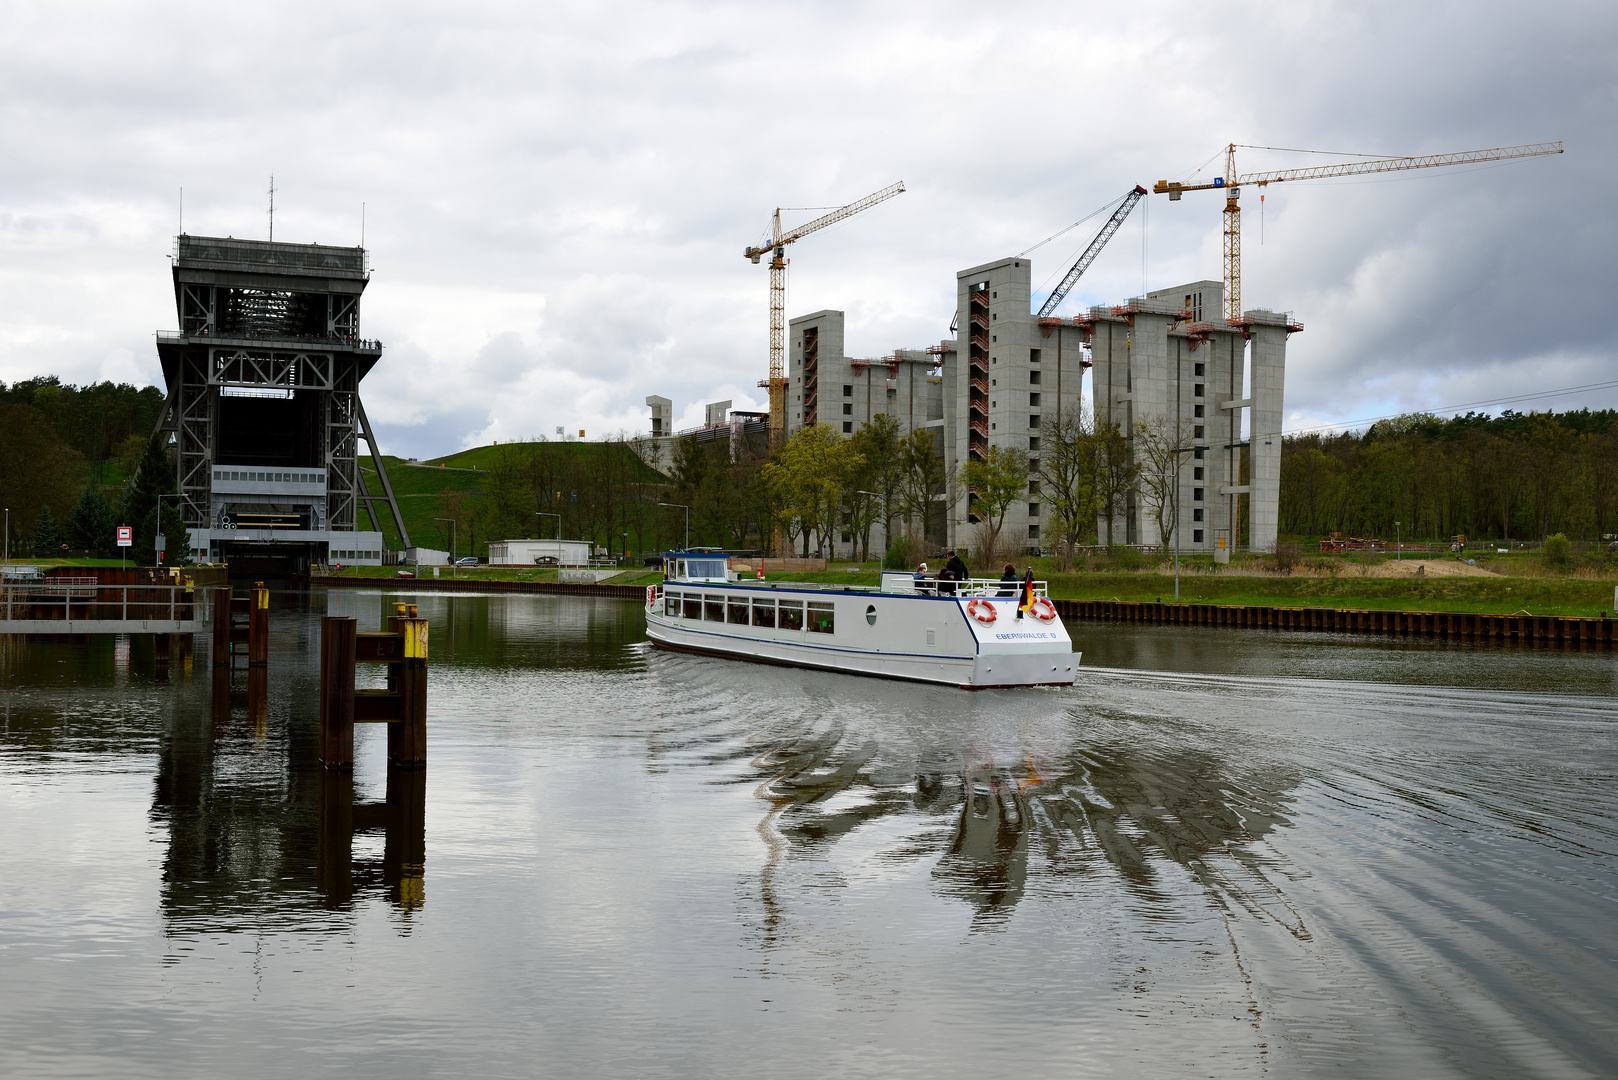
top-left (1, 1), bottom-right (1614, 453)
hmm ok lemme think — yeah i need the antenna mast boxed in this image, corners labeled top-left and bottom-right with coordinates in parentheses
top-left (268, 174), bottom-right (276, 241)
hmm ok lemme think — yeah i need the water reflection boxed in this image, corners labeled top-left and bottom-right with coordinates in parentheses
top-left (5, 592), bottom-right (1617, 1078)
top-left (316, 768), bottom-right (426, 913)
top-left (149, 635), bottom-right (425, 932)
top-left (745, 717), bottom-right (1304, 934)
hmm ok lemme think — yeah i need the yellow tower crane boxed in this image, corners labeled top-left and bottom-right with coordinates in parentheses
top-left (745, 181), bottom-right (905, 443)
top-left (1155, 141), bottom-right (1563, 323)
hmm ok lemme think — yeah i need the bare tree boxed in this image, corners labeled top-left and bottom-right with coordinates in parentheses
top-left (1038, 405), bottom-right (1100, 569)
top-left (1134, 415), bottom-right (1194, 550)
top-left (1092, 419), bottom-right (1138, 547)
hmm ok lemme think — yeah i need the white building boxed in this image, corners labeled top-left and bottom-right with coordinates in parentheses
top-left (487, 539), bottom-right (598, 565)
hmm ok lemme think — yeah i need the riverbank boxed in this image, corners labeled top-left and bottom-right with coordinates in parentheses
top-left (314, 562), bottom-right (1617, 617)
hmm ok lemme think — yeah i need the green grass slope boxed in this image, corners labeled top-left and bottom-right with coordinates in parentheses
top-left (357, 441), bottom-right (665, 554)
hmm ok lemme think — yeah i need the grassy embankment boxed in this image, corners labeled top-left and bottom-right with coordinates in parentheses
top-left (760, 552), bottom-right (1618, 617)
top-left (357, 443), bottom-right (665, 555)
top-left (329, 558), bottom-right (1617, 617)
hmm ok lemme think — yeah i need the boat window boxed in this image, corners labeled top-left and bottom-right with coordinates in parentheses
top-left (807, 601), bottom-right (835, 634)
top-left (677, 560), bottom-right (686, 579)
top-left (664, 592), bottom-right (680, 617)
top-left (778, 600), bottom-right (804, 631)
top-left (866, 604), bottom-right (877, 626)
top-left (705, 594), bottom-right (725, 621)
top-left (682, 594), bottom-right (702, 620)
top-left (727, 599), bottom-right (749, 624)
top-left (690, 559), bottom-right (726, 579)
top-left (751, 599), bottom-right (776, 628)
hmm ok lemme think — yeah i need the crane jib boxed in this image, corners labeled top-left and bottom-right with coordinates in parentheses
top-left (1037, 186), bottom-right (1149, 319)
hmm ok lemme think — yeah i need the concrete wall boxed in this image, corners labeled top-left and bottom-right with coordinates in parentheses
top-left (950, 257), bottom-right (1091, 556)
top-left (1247, 315), bottom-right (1289, 553)
top-left (772, 273), bottom-right (1289, 559)
top-left (1088, 285), bottom-right (1255, 552)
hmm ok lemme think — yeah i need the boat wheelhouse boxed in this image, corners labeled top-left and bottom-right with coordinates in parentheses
top-left (644, 553), bottom-right (1078, 689)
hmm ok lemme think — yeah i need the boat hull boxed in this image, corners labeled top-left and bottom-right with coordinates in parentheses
top-left (644, 582), bottom-right (1079, 689)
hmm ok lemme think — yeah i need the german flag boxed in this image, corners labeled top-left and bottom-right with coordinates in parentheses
top-left (1019, 569), bottom-right (1035, 618)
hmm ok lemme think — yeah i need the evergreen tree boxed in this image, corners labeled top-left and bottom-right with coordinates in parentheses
top-left (121, 433), bottom-right (174, 548)
top-left (135, 501), bottom-right (192, 567)
top-left (67, 485), bottom-right (118, 556)
top-left (31, 505), bottom-right (61, 559)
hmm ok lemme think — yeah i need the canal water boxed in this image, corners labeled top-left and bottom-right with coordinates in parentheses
top-left (1, 589), bottom-right (1614, 1078)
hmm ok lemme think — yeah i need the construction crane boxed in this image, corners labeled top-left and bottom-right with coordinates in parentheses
top-left (1037, 185), bottom-right (1149, 318)
top-left (745, 181), bottom-right (905, 443)
top-left (1154, 141), bottom-right (1564, 323)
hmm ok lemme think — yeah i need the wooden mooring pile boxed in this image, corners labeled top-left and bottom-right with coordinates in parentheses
top-left (1053, 598), bottom-right (1616, 645)
top-left (211, 583), bottom-right (269, 666)
top-left (318, 604), bottom-right (429, 770)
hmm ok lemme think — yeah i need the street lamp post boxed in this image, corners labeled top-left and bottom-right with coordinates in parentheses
top-left (3, 507), bottom-right (8, 566)
top-left (434, 517), bottom-right (457, 577)
top-left (856, 490), bottom-right (886, 565)
top-left (536, 511), bottom-right (561, 566)
top-left (658, 503), bottom-right (689, 552)
top-left (154, 493), bottom-right (182, 567)
top-left (1396, 521), bottom-right (1402, 561)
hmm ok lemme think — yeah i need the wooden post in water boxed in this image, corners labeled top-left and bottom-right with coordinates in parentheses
top-left (319, 616), bottom-right (357, 770)
top-left (320, 607), bottom-right (428, 770)
top-left (386, 604), bottom-right (428, 768)
top-left (212, 587), bottom-right (232, 667)
top-left (248, 582), bottom-right (269, 666)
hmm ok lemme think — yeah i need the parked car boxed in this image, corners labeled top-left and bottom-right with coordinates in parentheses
top-left (454, 556), bottom-right (479, 567)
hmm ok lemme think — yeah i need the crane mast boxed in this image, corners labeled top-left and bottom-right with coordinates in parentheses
top-left (745, 182), bottom-right (904, 444)
top-left (1037, 185), bottom-right (1149, 318)
top-left (1155, 141), bottom-right (1564, 323)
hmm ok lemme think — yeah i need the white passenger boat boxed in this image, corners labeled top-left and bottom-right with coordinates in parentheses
top-left (644, 553), bottom-right (1079, 689)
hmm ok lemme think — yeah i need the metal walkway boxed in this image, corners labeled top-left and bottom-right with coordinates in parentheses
top-left (0, 580), bottom-right (206, 635)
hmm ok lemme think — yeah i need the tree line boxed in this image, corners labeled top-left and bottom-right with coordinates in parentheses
top-left (1279, 409), bottom-right (1618, 543)
top-left (0, 377), bottom-right (181, 562)
top-left (621, 409), bottom-right (1134, 568)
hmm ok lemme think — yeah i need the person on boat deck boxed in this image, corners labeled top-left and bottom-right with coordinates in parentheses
top-left (914, 562), bottom-right (930, 590)
top-left (939, 550), bottom-right (970, 595)
top-left (997, 563), bottom-right (1019, 596)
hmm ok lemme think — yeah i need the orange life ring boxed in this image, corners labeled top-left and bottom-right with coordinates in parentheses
top-left (966, 598), bottom-right (997, 624)
top-left (1030, 596), bottom-right (1057, 622)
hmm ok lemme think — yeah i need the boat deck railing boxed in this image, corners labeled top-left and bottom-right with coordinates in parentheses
top-left (909, 577), bottom-right (1049, 599)
top-left (657, 576), bottom-right (1049, 599)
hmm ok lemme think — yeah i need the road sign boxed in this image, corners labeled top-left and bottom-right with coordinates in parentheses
top-left (116, 526), bottom-right (132, 548)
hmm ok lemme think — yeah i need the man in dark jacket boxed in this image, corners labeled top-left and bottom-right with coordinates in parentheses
top-left (941, 550), bottom-right (970, 595)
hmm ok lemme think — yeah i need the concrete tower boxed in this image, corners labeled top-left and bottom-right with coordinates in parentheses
top-left (947, 257), bottom-right (1089, 552)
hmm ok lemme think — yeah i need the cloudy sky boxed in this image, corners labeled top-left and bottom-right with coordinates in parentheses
top-left (1, 1), bottom-right (1612, 456)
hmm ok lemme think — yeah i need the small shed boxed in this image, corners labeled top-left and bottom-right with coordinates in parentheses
top-left (488, 539), bottom-right (596, 566)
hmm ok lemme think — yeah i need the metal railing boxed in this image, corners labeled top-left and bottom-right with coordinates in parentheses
top-left (155, 330), bottom-right (383, 350)
top-left (2, 583), bottom-right (202, 627)
top-left (653, 577), bottom-right (1050, 599)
